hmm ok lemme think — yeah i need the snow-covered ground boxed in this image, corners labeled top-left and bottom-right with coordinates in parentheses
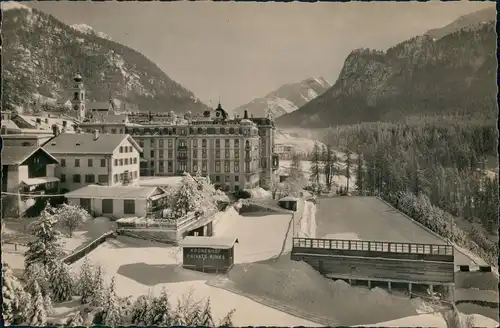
top-left (361, 312), bottom-right (498, 328)
top-left (275, 129), bottom-right (324, 155)
top-left (139, 176), bottom-right (183, 188)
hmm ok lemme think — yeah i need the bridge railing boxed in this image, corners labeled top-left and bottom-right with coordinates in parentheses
top-left (292, 237), bottom-right (454, 256)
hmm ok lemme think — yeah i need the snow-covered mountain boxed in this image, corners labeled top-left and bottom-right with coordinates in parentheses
top-left (2, 4), bottom-right (210, 114)
top-left (70, 23), bottom-right (112, 41)
top-left (233, 77), bottom-right (331, 119)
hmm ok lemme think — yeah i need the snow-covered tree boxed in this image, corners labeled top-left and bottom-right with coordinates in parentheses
top-left (218, 308), bottom-right (235, 327)
top-left (171, 291), bottom-right (202, 326)
top-left (54, 203), bottom-right (91, 237)
top-left (150, 287), bottom-right (173, 326)
top-left (24, 204), bottom-right (64, 270)
top-left (200, 297), bottom-right (215, 327)
top-left (77, 257), bottom-right (95, 304)
top-left (170, 173), bottom-right (203, 218)
top-left (27, 281), bottom-right (47, 326)
top-left (24, 263), bottom-right (51, 298)
top-left (310, 143), bottom-right (322, 194)
top-left (2, 263), bottom-right (30, 325)
top-left (44, 294), bottom-right (53, 316)
top-left (90, 265), bottom-right (106, 308)
top-left (50, 262), bottom-right (74, 302)
top-left (131, 294), bottom-right (154, 325)
top-left (65, 310), bottom-right (84, 326)
top-left (101, 277), bottom-right (121, 326)
top-left (285, 153), bottom-right (307, 196)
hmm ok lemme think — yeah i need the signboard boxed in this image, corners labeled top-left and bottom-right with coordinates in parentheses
top-left (185, 247), bottom-right (227, 261)
top-left (183, 247), bottom-right (232, 270)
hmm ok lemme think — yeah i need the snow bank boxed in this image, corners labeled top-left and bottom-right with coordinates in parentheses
top-left (224, 259), bottom-right (420, 325)
top-left (212, 206), bottom-right (240, 236)
top-left (245, 187), bottom-right (272, 200)
top-left (361, 312), bottom-right (498, 328)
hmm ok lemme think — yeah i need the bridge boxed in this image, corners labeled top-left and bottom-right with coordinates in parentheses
top-left (291, 237), bottom-right (455, 294)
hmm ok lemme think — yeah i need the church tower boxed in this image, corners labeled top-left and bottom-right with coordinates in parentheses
top-left (70, 72), bottom-right (86, 121)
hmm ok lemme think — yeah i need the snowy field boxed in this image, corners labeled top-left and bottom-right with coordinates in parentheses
top-left (2, 216), bottom-right (114, 276)
top-left (70, 208), bottom-right (317, 326)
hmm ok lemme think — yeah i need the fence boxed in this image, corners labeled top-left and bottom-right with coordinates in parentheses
top-left (61, 230), bottom-right (116, 265)
top-left (292, 237), bottom-right (454, 256)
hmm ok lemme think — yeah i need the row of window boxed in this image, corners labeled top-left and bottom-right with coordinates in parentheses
top-left (114, 157), bottom-right (138, 166)
top-left (61, 174), bottom-right (109, 184)
top-left (119, 145), bottom-right (134, 153)
top-left (113, 171), bottom-right (138, 183)
top-left (147, 149), bottom-right (244, 160)
top-left (61, 158), bottom-right (107, 168)
top-left (139, 139), bottom-right (249, 149)
top-left (81, 198), bottom-right (136, 215)
top-left (144, 160), bottom-right (252, 174)
top-left (126, 126), bottom-right (256, 137)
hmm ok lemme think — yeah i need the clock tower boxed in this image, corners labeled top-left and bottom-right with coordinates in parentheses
top-left (70, 72), bottom-right (86, 121)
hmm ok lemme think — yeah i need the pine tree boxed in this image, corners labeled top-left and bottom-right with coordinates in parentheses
top-left (24, 203), bottom-right (64, 270)
top-left (50, 262), bottom-right (74, 302)
top-left (355, 153), bottom-right (364, 195)
top-left (131, 295), bottom-right (153, 325)
top-left (90, 265), bottom-right (106, 308)
top-left (101, 277), bottom-right (121, 326)
top-left (65, 311), bottom-right (84, 326)
top-left (27, 281), bottom-right (47, 326)
top-left (77, 257), bottom-right (95, 304)
top-left (44, 293), bottom-right (53, 316)
top-left (310, 143), bottom-right (322, 194)
top-left (2, 263), bottom-right (30, 325)
top-left (24, 263), bottom-right (51, 298)
top-left (218, 308), bottom-right (236, 327)
top-left (321, 145), bottom-right (335, 191)
top-left (200, 297), bottom-right (215, 327)
top-left (150, 287), bottom-right (172, 326)
top-left (345, 149), bottom-right (352, 194)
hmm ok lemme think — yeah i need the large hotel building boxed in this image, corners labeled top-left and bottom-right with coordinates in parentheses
top-left (71, 74), bottom-right (279, 191)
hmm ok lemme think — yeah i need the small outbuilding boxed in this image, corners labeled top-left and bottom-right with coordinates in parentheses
top-left (278, 196), bottom-right (298, 211)
top-left (179, 236), bottom-right (239, 273)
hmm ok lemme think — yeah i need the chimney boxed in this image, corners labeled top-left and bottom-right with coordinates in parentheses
top-left (243, 110), bottom-right (249, 119)
top-left (62, 120), bottom-right (67, 128)
top-left (93, 129), bottom-right (99, 140)
top-left (44, 118), bottom-right (49, 124)
top-left (35, 118), bottom-right (41, 129)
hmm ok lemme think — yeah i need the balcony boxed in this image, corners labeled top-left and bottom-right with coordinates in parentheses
top-left (177, 155), bottom-right (188, 160)
top-left (177, 145), bottom-right (188, 150)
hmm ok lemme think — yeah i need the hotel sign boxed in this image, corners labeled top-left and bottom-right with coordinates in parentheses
top-left (184, 247), bottom-right (226, 261)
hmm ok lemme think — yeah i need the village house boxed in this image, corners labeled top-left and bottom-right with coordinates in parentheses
top-left (42, 130), bottom-right (143, 191)
top-left (64, 184), bottom-right (168, 218)
top-left (1, 146), bottom-right (60, 195)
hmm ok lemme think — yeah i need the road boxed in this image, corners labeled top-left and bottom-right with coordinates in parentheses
top-left (315, 196), bottom-right (474, 267)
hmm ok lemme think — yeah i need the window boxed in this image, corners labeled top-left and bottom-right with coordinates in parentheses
top-left (119, 159), bottom-right (123, 166)
top-left (61, 159), bottom-right (66, 167)
top-left (73, 174), bottom-right (81, 183)
top-left (159, 163), bottom-right (164, 173)
top-left (114, 159), bottom-right (118, 166)
top-left (167, 150), bottom-right (173, 158)
top-left (215, 175), bottom-right (220, 182)
top-left (215, 139), bottom-right (220, 148)
top-left (159, 150), bottom-right (164, 158)
top-left (234, 161), bottom-right (240, 173)
top-left (192, 140), bottom-right (198, 148)
top-left (114, 174), bottom-right (118, 183)
top-left (261, 158), bottom-right (267, 169)
top-left (60, 174), bottom-right (66, 183)
top-left (150, 139), bottom-right (155, 146)
top-left (202, 150), bottom-right (207, 159)
top-left (202, 160), bottom-right (207, 172)
top-left (225, 161), bottom-right (230, 173)
top-left (202, 139), bottom-right (207, 148)
top-left (193, 161), bottom-right (198, 172)
top-left (139, 140), bottom-right (144, 147)
top-left (234, 150), bottom-right (239, 158)
top-left (234, 140), bottom-right (239, 148)
top-left (192, 150), bottom-right (197, 158)
top-left (111, 128), bottom-right (116, 134)
top-left (102, 199), bottom-right (113, 214)
top-left (215, 161), bottom-right (221, 173)
top-left (80, 198), bottom-right (91, 213)
top-left (134, 158), bottom-right (138, 164)
top-left (119, 146), bottom-right (124, 153)
top-left (216, 150), bottom-right (220, 158)
top-left (225, 176), bottom-right (230, 182)
top-left (100, 159), bottom-right (106, 167)
top-left (225, 150), bottom-right (230, 158)
top-left (225, 139), bottom-right (230, 148)
top-left (168, 139), bottom-right (173, 148)
top-left (235, 176), bottom-right (239, 182)
top-left (125, 158), bottom-right (129, 165)
top-left (85, 174), bottom-right (95, 183)
top-left (120, 173), bottom-right (124, 181)
top-left (159, 139), bottom-right (164, 147)
top-left (98, 175), bottom-right (108, 184)
top-left (234, 185), bottom-right (239, 191)
top-left (150, 150), bottom-right (155, 158)
top-left (88, 159), bottom-right (93, 167)
top-left (75, 159), bottom-right (80, 167)
top-left (168, 161), bottom-right (173, 172)
top-left (124, 200), bottom-right (135, 215)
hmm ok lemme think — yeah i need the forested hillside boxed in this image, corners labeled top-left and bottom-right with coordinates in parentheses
top-left (324, 113), bottom-right (498, 265)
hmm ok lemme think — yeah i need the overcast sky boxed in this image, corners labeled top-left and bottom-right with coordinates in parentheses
top-left (29, 1), bottom-right (494, 110)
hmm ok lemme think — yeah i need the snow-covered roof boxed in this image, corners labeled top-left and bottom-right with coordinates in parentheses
top-left (179, 236), bottom-right (239, 249)
top-left (279, 196), bottom-right (298, 202)
top-left (65, 185), bottom-right (165, 200)
top-left (139, 176), bottom-right (183, 187)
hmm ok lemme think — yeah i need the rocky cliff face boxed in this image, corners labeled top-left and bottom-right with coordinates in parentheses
top-left (233, 77), bottom-right (331, 119)
top-left (2, 6), bottom-right (210, 114)
top-left (276, 20), bottom-right (497, 128)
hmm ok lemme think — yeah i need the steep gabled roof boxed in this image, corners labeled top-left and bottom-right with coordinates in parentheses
top-left (43, 133), bottom-right (142, 155)
top-left (64, 184), bottom-right (163, 200)
top-left (1, 146), bottom-right (59, 165)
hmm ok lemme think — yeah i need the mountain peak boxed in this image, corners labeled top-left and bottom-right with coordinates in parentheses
top-left (70, 23), bottom-right (112, 41)
top-left (1, 1), bottom-right (32, 12)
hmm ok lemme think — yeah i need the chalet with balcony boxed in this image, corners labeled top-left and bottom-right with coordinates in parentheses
top-left (1, 146), bottom-right (60, 195)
